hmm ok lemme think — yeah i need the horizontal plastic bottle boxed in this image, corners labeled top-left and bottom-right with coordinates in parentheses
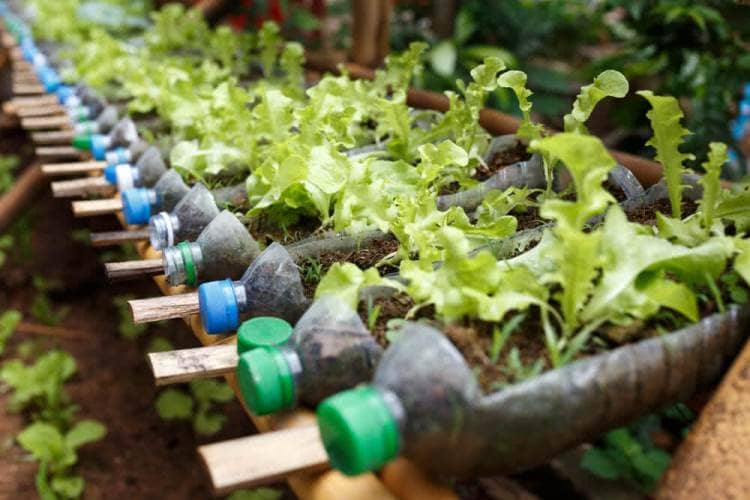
top-left (235, 316), bottom-right (293, 355)
top-left (162, 210), bottom-right (260, 286)
top-left (317, 324), bottom-right (480, 476)
top-left (121, 170), bottom-right (190, 225)
top-left (104, 145), bottom-right (166, 191)
top-left (148, 183), bottom-right (220, 250)
top-left (71, 105), bottom-right (119, 140)
top-left (198, 242), bottom-right (308, 333)
top-left (74, 117), bottom-right (139, 160)
top-left (237, 296), bottom-right (383, 416)
top-left (66, 96), bottom-right (105, 123)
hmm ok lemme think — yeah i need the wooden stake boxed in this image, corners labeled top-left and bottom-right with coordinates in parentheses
top-left (42, 160), bottom-right (106, 177)
top-left (21, 114), bottom-right (71, 130)
top-left (1, 32), bottom-right (16, 48)
top-left (198, 427), bottom-right (330, 494)
top-left (12, 83), bottom-right (45, 96)
top-left (16, 104), bottom-right (65, 118)
top-left (50, 176), bottom-right (114, 198)
top-left (90, 228), bottom-right (149, 247)
top-left (129, 292), bottom-right (200, 323)
top-left (31, 129), bottom-right (75, 145)
top-left (105, 258), bottom-right (163, 282)
top-left (0, 163), bottom-right (45, 232)
top-left (148, 344), bottom-right (237, 385)
top-left (72, 197), bottom-right (123, 217)
top-left (9, 94), bottom-right (59, 108)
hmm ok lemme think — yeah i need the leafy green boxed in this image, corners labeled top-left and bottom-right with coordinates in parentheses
top-left (315, 263), bottom-right (402, 310)
top-left (496, 70), bottom-right (545, 141)
top-left (0, 310), bottom-right (22, 355)
top-left (227, 488), bottom-right (283, 500)
top-left (698, 142), bottom-right (728, 235)
top-left (638, 91), bottom-right (695, 218)
top-left (563, 70), bottom-right (629, 134)
top-left (155, 380), bottom-right (235, 436)
top-left (0, 154), bottom-right (19, 194)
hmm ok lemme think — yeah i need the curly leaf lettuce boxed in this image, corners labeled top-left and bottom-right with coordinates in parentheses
top-left (564, 70), bottom-right (629, 134)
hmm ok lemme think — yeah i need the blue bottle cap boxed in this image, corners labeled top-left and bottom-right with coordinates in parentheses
top-left (731, 119), bottom-right (747, 141)
top-left (121, 188), bottom-right (154, 224)
top-left (90, 134), bottom-right (108, 160)
top-left (199, 279), bottom-right (240, 334)
top-left (56, 85), bottom-right (74, 104)
top-left (20, 39), bottom-right (36, 61)
top-left (743, 83), bottom-right (750, 99)
top-left (103, 165), bottom-right (118, 185)
top-left (105, 147), bottom-right (128, 167)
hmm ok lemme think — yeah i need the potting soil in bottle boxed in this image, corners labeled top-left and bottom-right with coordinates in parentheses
top-left (237, 296), bottom-right (383, 415)
top-left (198, 242), bottom-right (308, 334)
top-left (104, 145), bottom-right (166, 191)
top-left (121, 170), bottom-right (190, 225)
top-left (162, 210), bottom-right (260, 286)
top-left (317, 324), bottom-right (480, 475)
top-left (148, 183), bottom-right (220, 250)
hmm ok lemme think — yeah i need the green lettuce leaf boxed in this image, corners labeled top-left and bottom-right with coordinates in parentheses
top-left (563, 70), bottom-right (629, 134)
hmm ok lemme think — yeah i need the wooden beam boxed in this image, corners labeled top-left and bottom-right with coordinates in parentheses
top-left (36, 146), bottom-right (82, 162)
top-left (90, 228), bottom-right (149, 247)
top-left (16, 104), bottom-right (65, 118)
top-left (105, 258), bottom-right (163, 282)
top-left (129, 292), bottom-right (200, 323)
top-left (21, 114), bottom-right (71, 130)
top-left (72, 197), bottom-right (123, 217)
top-left (148, 343), bottom-right (237, 385)
top-left (43, 160), bottom-right (106, 177)
top-left (0, 162), bottom-right (45, 232)
top-left (50, 176), bottom-right (114, 198)
top-left (31, 129), bottom-right (75, 145)
top-left (12, 83), bottom-right (45, 95)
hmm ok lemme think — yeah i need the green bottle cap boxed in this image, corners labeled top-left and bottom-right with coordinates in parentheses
top-left (317, 386), bottom-right (400, 476)
top-left (176, 241), bottom-right (197, 286)
top-left (72, 134), bottom-right (92, 150)
top-left (236, 316), bottom-right (293, 354)
top-left (237, 347), bottom-right (295, 415)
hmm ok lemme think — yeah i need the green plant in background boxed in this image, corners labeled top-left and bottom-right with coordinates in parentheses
top-left (0, 154), bottom-right (19, 194)
top-left (18, 420), bottom-right (106, 500)
top-left (0, 310), bottom-right (22, 355)
top-left (0, 234), bottom-right (13, 268)
top-left (112, 295), bottom-right (148, 340)
top-left (30, 277), bottom-right (70, 327)
top-left (155, 379), bottom-right (235, 436)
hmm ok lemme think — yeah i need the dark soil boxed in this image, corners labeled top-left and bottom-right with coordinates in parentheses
top-left (628, 198), bottom-right (698, 226)
top-left (474, 142), bottom-right (530, 181)
top-left (0, 186), bottom-right (291, 498)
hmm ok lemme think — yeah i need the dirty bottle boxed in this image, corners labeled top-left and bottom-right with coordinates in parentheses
top-left (73, 117), bottom-right (139, 160)
top-left (148, 183), bottom-right (220, 250)
top-left (104, 145), bottom-right (165, 191)
top-left (162, 210), bottom-right (260, 286)
top-left (237, 296), bottom-right (382, 416)
top-left (198, 242), bottom-right (308, 333)
top-left (121, 170), bottom-right (190, 225)
top-left (71, 106), bottom-right (120, 143)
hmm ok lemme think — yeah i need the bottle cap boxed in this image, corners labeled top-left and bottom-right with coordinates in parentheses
top-left (317, 386), bottom-right (400, 476)
top-left (90, 134), bottom-right (108, 160)
top-left (103, 165), bottom-right (118, 185)
top-left (237, 317), bottom-right (293, 354)
top-left (236, 347), bottom-right (295, 415)
top-left (121, 188), bottom-right (153, 224)
top-left (105, 147), bottom-right (129, 167)
top-left (198, 279), bottom-right (240, 334)
top-left (72, 134), bottom-right (92, 151)
top-left (176, 241), bottom-right (197, 286)
top-left (56, 85), bottom-right (74, 104)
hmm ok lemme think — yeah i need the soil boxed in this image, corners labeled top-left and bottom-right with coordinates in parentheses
top-left (475, 142), bottom-right (530, 181)
top-left (0, 186), bottom-right (292, 498)
top-left (628, 198), bottom-right (698, 226)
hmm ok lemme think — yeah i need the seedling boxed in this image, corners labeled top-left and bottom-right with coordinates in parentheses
top-left (155, 380), bottom-right (235, 436)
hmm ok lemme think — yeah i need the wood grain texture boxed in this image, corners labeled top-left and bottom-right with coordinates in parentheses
top-left (72, 197), bottom-right (122, 217)
top-left (15, 104), bottom-right (65, 118)
top-left (148, 344), bottom-right (237, 385)
top-left (657, 340), bottom-right (750, 499)
top-left (50, 176), bottom-right (114, 198)
top-left (0, 163), bottom-right (45, 232)
top-left (105, 258), bottom-right (163, 281)
top-left (36, 146), bottom-right (83, 163)
top-left (12, 83), bottom-right (45, 96)
top-left (31, 129), bottom-right (75, 145)
top-left (129, 292), bottom-right (200, 323)
top-left (43, 160), bottom-right (106, 177)
top-left (21, 114), bottom-right (71, 130)
top-left (90, 228), bottom-right (149, 247)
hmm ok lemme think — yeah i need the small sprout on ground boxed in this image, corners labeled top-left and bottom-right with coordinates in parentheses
top-left (155, 380), bottom-right (235, 436)
top-left (0, 310), bottom-right (22, 355)
top-left (155, 389), bottom-right (194, 420)
top-left (31, 276), bottom-right (69, 327)
top-left (365, 296), bottom-right (381, 331)
top-left (113, 295), bottom-right (148, 340)
top-left (489, 313), bottom-right (525, 363)
top-left (498, 347), bottom-right (544, 386)
top-left (301, 257), bottom-right (323, 284)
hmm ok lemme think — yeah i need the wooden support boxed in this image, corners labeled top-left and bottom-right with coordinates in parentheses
top-left (199, 427), bottom-right (330, 494)
top-left (90, 228), bottom-right (149, 247)
top-left (148, 343), bottom-right (237, 385)
top-left (7, 94), bottom-right (58, 108)
top-left (36, 146), bottom-right (82, 162)
top-left (72, 197), bottom-right (123, 217)
top-left (12, 83), bottom-right (45, 95)
top-left (105, 258), bottom-right (163, 282)
top-left (21, 114), bottom-right (71, 130)
top-left (16, 104), bottom-right (64, 118)
top-left (50, 176), bottom-right (114, 198)
top-left (0, 162), bottom-right (45, 232)
top-left (129, 292), bottom-right (200, 323)
top-left (657, 339), bottom-right (750, 498)
top-left (42, 160), bottom-right (106, 177)
top-left (351, 0), bottom-right (391, 67)
top-left (31, 129), bottom-right (75, 145)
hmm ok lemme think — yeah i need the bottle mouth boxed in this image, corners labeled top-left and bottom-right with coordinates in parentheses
top-left (237, 347), bottom-right (297, 415)
top-left (163, 242), bottom-right (202, 287)
top-left (121, 188), bottom-right (156, 225)
top-left (105, 147), bottom-right (131, 167)
top-left (115, 164), bottom-right (138, 191)
top-left (148, 212), bottom-right (176, 250)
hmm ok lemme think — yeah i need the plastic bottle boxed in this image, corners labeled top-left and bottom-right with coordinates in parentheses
top-left (197, 242), bottom-right (308, 334)
top-left (72, 117), bottom-right (139, 160)
top-left (235, 316), bottom-right (293, 355)
top-left (104, 145), bottom-right (165, 191)
top-left (148, 183), bottom-right (220, 250)
top-left (317, 324), bottom-right (480, 476)
top-left (162, 210), bottom-right (260, 286)
top-left (71, 105), bottom-right (119, 139)
top-left (121, 170), bottom-right (190, 225)
top-left (237, 296), bottom-right (383, 416)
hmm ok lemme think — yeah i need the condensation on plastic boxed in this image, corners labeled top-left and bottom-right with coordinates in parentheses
top-left (288, 296), bottom-right (383, 405)
top-left (237, 242), bottom-right (309, 324)
top-left (197, 210), bottom-right (260, 282)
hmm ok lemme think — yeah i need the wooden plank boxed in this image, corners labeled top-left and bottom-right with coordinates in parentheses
top-left (8, 94), bottom-right (59, 108)
top-left (129, 292), bottom-right (200, 323)
top-left (105, 258), bottom-right (163, 282)
top-left (72, 197), bottom-right (123, 217)
top-left (21, 114), bottom-right (71, 130)
top-left (12, 83), bottom-right (45, 96)
top-left (90, 228), bottom-right (149, 247)
top-left (16, 104), bottom-right (65, 118)
top-left (43, 160), bottom-right (106, 177)
top-left (50, 176), bottom-right (113, 198)
top-left (31, 129), bottom-right (75, 145)
top-left (198, 427), bottom-right (330, 494)
top-left (36, 146), bottom-right (82, 162)
top-left (657, 339), bottom-right (750, 499)
top-left (148, 344), bottom-right (237, 385)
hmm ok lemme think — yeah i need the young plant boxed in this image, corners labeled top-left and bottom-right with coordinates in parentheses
top-left (496, 70), bottom-right (545, 142)
top-left (155, 379), bottom-right (235, 436)
top-left (31, 276), bottom-right (69, 327)
top-left (563, 70), bottom-right (629, 135)
top-left (698, 142), bottom-right (729, 236)
top-left (113, 295), bottom-right (148, 340)
top-left (0, 310), bottom-right (21, 355)
top-left (0, 154), bottom-right (19, 194)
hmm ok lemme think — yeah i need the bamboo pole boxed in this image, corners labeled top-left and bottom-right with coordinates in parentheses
top-left (31, 129), bottom-right (75, 145)
top-left (50, 176), bottom-right (114, 198)
top-left (72, 197), bottom-right (123, 217)
top-left (90, 228), bottom-right (149, 247)
top-left (105, 258), bottom-right (162, 281)
top-left (148, 343), bottom-right (237, 385)
top-left (36, 146), bottom-right (82, 162)
top-left (129, 292), bottom-right (200, 323)
top-left (42, 160), bottom-right (106, 177)
top-left (657, 339), bottom-right (750, 498)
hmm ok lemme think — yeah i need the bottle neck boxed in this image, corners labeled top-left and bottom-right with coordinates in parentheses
top-left (149, 212), bottom-right (180, 250)
top-left (115, 164), bottom-right (139, 191)
top-left (377, 387), bottom-right (406, 435)
top-left (163, 242), bottom-right (204, 286)
top-left (233, 281), bottom-right (248, 310)
top-left (279, 347), bottom-right (303, 405)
